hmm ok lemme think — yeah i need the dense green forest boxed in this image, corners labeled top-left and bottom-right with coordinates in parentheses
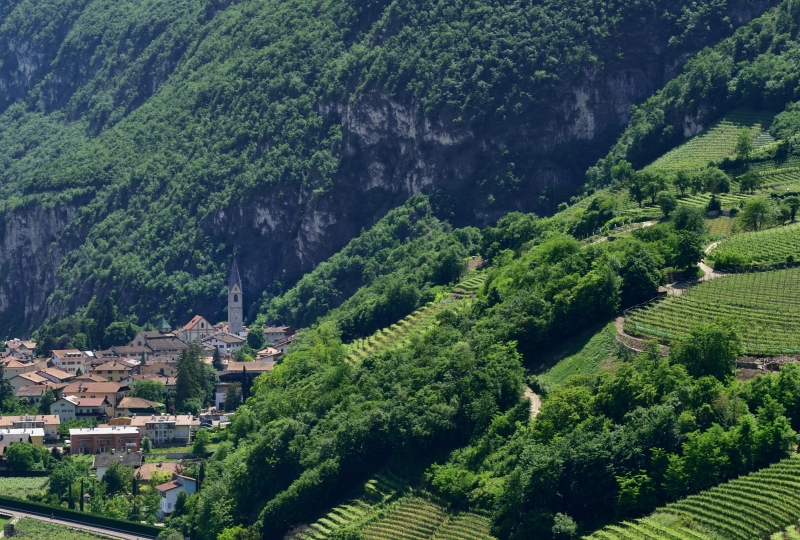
top-left (0, 0), bottom-right (775, 335)
top-left (260, 197), bottom-right (478, 339)
top-left (156, 201), bottom-right (800, 539)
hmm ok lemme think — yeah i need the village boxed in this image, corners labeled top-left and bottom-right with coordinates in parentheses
top-left (0, 263), bottom-right (293, 518)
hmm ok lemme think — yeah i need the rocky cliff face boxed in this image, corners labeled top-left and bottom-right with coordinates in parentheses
top-left (0, 203), bottom-right (79, 332)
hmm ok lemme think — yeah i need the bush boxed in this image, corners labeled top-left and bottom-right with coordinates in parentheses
top-left (657, 191), bottom-right (678, 217)
top-left (703, 168), bottom-right (731, 194)
top-left (671, 323), bottom-right (741, 380)
top-left (193, 429), bottom-right (211, 456)
top-left (712, 251), bottom-right (749, 270)
top-left (671, 205), bottom-right (706, 233)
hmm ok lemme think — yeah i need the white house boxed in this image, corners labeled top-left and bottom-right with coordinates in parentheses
top-left (3, 339), bottom-right (37, 361)
top-left (8, 372), bottom-right (48, 392)
top-left (214, 382), bottom-right (239, 411)
top-left (1, 359), bottom-right (38, 378)
top-left (15, 385), bottom-right (51, 406)
top-left (51, 396), bottom-right (110, 422)
top-left (178, 315), bottom-right (213, 343)
top-left (131, 415), bottom-right (199, 446)
top-left (37, 367), bottom-right (74, 384)
top-left (0, 415), bottom-right (60, 440)
top-left (156, 475), bottom-right (197, 517)
top-left (51, 350), bottom-right (89, 375)
top-left (264, 326), bottom-right (295, 344)
top-left (202, 333), bottom-right (245, 356)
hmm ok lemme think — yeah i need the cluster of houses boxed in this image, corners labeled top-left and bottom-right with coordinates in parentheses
top-left (0, 262), bottom-right (297, 443)
top-left (0, 415), bottom-right (197, 517)
top-left (0, 265), bottom-right (303, 519)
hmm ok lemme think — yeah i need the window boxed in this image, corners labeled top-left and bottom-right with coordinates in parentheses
top-left (201, 322), bottom-right (205, 329)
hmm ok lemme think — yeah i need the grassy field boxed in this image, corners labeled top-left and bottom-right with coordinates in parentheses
top-left (709, 222), bottom-right (800, 265)
top-left (536, 322), bottom-right (617, 386)
top-left (0, 514), bottom-right (12, 528)
top-left (586, 454), bottom-right (800, 540)
top-left (645, 110), bottom-right (774, 173)
top-left (625, 267), bottom-right (800, 355)
top-left (10, 518), bottom-right (110, 540)
top-left (0, 477), bottom-right (48, 499)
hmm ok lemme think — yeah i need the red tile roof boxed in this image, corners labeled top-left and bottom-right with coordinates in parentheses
top-left (179, 315), bottom-right (207, 332)
top-left (155, 480), bottom-right (181, 492)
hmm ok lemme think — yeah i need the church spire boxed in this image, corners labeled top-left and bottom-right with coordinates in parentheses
top-left (227, 258), bottom-right (244, 335)
top-left (228, 258), bottom-right (242, 291)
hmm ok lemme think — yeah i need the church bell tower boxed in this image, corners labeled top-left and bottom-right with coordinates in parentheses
top-left (228, 259), bottom-right (243, 335)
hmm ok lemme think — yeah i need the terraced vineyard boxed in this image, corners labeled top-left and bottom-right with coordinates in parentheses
top-left (299, 476), bottom-right (494, 540)
top-left (646, 110), bottom-right (774, 173)
top-left (625, 267), bottom-right (800, 355)
top-left (672, 192), bottom-right (749, 210)
top-left (709, 223), bottom-right (800, 265)
top-left (706, 216), bottom-right (736, 236)
top-left (346, 272), bottom-right (486, 363)
top-left (586, 455), bottom-right (800, 540)
top-left (584, 518), bottom-right (712, 539)
top-left (755, 165), bottom-right (800, 192)
top-left (431, 513), bottom-right (495, 540)
top-left (362, 497), bottom-right (448, 540)
top-left (299, 473), bottom-right (408, 540)
top-left (361, 496), bottom-right (494, 540)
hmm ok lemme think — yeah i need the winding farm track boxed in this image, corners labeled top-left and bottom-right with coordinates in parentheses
top-left (524, 387), bottom-right (541, 417)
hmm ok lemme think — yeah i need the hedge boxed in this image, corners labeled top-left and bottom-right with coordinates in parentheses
top-left (0, 495), bottom-right (161, 537)
top-left (0, 470), bottom-right (51, 477)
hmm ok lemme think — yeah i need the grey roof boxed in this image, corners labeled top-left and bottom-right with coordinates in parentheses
top-left (93, 451), bottom-right (143, 468)
top-left (208, 333), bottom-right (245, 344)
top-left (113, 345), bottom-right (153, 355)
top-left (0, 433), bottom-right (31, 445)
top-left (229, 259), bottom-right (242, 291)
top-left (146, 337), bottom-right (189, 351)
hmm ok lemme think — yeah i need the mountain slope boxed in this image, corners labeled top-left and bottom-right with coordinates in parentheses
top-left (588, 0), bottom-right (800, 184)
top-left (0, 0), bottom-right (777, 334)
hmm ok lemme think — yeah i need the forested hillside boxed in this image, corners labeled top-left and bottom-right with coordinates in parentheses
top-left (0, 0), bottom-right (776, 334)
top-left (589, 0), bottom-right (800, 183)
top-left (13, 0), bottom-right (800, 538)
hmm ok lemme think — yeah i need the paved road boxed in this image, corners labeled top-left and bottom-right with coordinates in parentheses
top-left (0, 506), bottom-right (157, 540)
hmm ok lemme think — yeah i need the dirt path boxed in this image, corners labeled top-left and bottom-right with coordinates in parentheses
top-left (615, 316), bottom-right (670, 356)
top-left (524, 387), bottom-right (541, 417)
